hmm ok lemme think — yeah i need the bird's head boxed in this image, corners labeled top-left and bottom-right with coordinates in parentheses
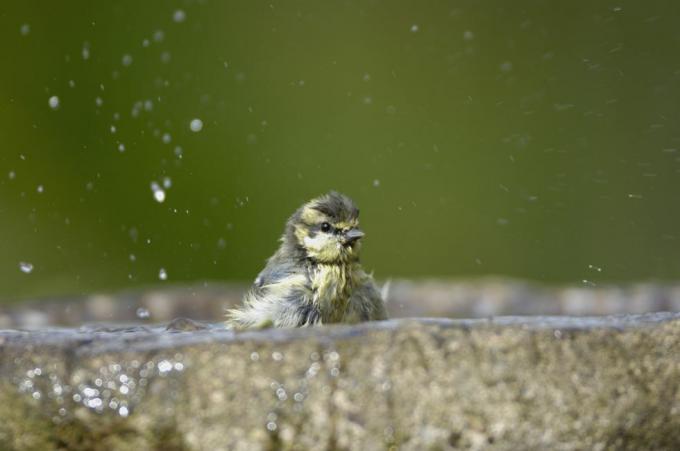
top-left (285, 191), bottom-right (364, 264)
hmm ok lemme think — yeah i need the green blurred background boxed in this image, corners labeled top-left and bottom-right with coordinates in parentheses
top-left (1, 1), bottom-right (680, 302)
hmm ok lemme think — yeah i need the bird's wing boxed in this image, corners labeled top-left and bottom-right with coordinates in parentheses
top-left (227, 261), bottom-right (319, 329)
top-left (346, 276), bottom-right (389, 322)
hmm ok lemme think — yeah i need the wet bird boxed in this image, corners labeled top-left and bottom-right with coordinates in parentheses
top-left (227, 191), bottom-right (387, 328)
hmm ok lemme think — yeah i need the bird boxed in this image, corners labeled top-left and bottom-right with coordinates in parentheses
top-left (226, 191), bottom-right (387, 329)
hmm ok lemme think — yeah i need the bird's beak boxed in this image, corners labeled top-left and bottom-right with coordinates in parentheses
top-left (343, 228), bottom-right (365, 245)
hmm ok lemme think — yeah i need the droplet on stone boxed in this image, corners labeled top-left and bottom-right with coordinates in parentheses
top-left (136, 307), bottom-right (150, 319)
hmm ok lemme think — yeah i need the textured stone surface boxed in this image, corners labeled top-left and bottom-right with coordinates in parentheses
top-left (1, 313), bottom-right (679, 450)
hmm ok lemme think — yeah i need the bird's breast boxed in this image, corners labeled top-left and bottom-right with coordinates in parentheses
top-left (310, 263), bottom-right (356, 322)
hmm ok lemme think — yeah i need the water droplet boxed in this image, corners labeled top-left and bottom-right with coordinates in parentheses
top-left (118, 143), bottom-right (125, 152)
top-left (266, 422), bottom-right (277, 431)
top-left (121, 54), bottom-right (133, 67)
top-left (48, 96), bottom-right (60, 110)
top-left (410, 24), bottom-right (419, 33)
top-left (8, 171), bottom-right (16, 180)
top-left (20, 24), bottom-right (30, 36)
top-left (19, 262), bottom-right (34, 274)
top-left (162, 177), bottom-right (172, 189)
top-left (82, 42), bottom-right (90, 60)
top-left (162, 133), bottom-right (172, 144)
top-left (153, 30), bottom-right (165, 43)
top-left (463, 30), bottom-right (474, 41)
top-left (372, 179), bottom-right (381, 187)
top-left (151, 181), bottom-right (166, 202)
top-left (119, 406), bottom-right (129, 417)
top-left (189, 118), bottom-right (203, 132)
top-left (36, 184), bottom-right (44, 193)
top-left (158, 268), bottom-right (168, 281)
top-left (136, 307), bottom-right (150, 319)
top-left (173, 9), bottom-right (186, 23)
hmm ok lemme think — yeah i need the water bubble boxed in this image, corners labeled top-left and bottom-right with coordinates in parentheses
top-left (189, 118), bottom-right (203, 132)
top-left (173, 9), bottom-right (186, 23)
top-left (48, 96), bottom-right (60, 110)
top-left (20, 24), bottom-right (30, 36)
top-left (136, 307), bottom-right (150, 319)
top-left (266, 422), bottom-right (277, 431)
top-left (158, 268), bottom-right (168, 281)
top-left (19, 262), bottom-right (35, 274)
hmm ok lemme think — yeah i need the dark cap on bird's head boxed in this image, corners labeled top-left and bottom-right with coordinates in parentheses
top-left (308, 191), bottom-right (359, 222)
top-left (284, 191), bottom-right (364, 263)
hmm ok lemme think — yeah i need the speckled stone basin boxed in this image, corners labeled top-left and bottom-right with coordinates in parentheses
top-left (1, 313), bottom-right (678, 450)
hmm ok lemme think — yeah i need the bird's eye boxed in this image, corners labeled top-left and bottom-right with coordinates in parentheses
top-left (320, 222), bottom-right (331, 233)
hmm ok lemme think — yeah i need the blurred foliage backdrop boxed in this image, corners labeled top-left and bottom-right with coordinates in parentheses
top-left (1, 1), bottom-right (680, 301)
